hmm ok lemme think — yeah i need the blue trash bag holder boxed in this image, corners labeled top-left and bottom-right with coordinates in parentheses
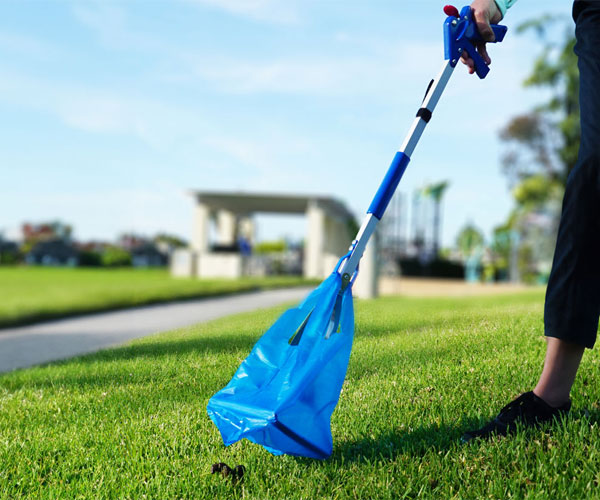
top-left (207, 272), bottom-right (354, 459)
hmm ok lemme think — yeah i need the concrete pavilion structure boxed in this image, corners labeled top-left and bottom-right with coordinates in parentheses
top-left (170, 191), bottom-right (379, 298)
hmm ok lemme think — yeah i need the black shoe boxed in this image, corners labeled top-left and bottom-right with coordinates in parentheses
top-left (461, 391), bottom-right (571, 443)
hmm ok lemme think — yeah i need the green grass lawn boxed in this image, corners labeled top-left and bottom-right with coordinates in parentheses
top-left (2, 290), bottom-right (600, 498)
top-left (0, 267), bottom-right (313, 328)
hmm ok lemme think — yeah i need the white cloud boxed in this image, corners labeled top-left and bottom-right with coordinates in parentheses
top-left (71, 2), bottom-right (164, 53)
top-left (190, 0), bottom-right (300, 24)
top-left (202, 133), bottom-right (338, 194)
top-left (57, 92), bottom-right (203, 150)
top-left (0, 67), bottom-right (206, 151)
top-left (71, 3), bottom-right (125, 44)
top-left (69, 1), bottom-right (437, 99)
top-left (205, 134), bottom-right (309, 174)
top-left (0, 32), bottom-right (62, 61)
top-left (196, 58), bottom-right (365, 94)
top-left (205, 136), bottom-right (274, 172)
top-left (181, 41), bottom-right (440, 96)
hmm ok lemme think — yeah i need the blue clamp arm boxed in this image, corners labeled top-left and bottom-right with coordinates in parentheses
top-left (444, 5), bottom-right (507, 79)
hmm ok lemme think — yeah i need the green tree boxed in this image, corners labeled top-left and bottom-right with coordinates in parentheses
top-left (500, 16), bottom-right (578, 187)
top-left (491, 219), bottom-right (514, 273)
top-left (512, 174), bottom-right (564, 209)
top-left (496, 16), bottom-right (577, 283)
top-left (422, 181), bottom-right (449, 256)
top-left (153, 233), bottom-right (187, 249)
top-left (456, 224), bottom-right (484, 258)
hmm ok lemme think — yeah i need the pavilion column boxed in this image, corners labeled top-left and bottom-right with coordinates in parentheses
top-left (238, 215), bottom-right (255, 245)
top-left (352, 234), bottom-right (379, 299)
top-left (191, 202), bottom-right (210, 253)
top-left (216, 210), bottom-right (237, 246)
top-left (304, 200), bottom-right (325, 278)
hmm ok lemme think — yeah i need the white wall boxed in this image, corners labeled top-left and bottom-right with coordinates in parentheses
top-left (170, 248), bottom-right (196, 278)
top-left (197, 253), bottom-right (243, 278)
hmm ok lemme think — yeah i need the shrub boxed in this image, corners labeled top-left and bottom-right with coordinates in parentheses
top-left (79, 251), bottom-right (102, 267)
top-left (398, 257), bottom-right (465, 279)
top-left (254, 240), bottom-right (286, 255)
top-left (101, 247), bottom-right (132, 267)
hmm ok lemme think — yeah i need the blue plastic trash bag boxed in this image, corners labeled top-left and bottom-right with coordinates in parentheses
top-left (207, 272), bottom-right (354, 459)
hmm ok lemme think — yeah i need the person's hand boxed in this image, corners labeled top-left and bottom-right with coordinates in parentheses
top-left (461, 0), bottom-right (503, 74)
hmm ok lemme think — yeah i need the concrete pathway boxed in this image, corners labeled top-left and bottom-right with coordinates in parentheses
top-left (0, 287), bottom-right (312, 374)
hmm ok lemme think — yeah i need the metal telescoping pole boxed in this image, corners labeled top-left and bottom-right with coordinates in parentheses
top-left (339, 61), bottom-right (455, 287)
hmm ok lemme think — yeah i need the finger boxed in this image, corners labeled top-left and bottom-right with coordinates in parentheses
top-left (462, 58), bottom-right (475, 74)
top-left (460, 49), bottom-right (475, 70)
top-left (460, 57), bottom-right (475, 75)
top-left (476, 42), bottom-right (491, 65)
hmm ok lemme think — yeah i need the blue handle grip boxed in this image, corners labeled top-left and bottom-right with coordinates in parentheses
top-left (367, 152), bottom-right (410, 220)
top-left (470, 24), bottom-right (508, 43)
top-left (444, 5), bottom-right (508, 79)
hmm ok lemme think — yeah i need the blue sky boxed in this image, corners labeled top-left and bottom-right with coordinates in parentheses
top-left (0, 0), bottom-right (572, 247)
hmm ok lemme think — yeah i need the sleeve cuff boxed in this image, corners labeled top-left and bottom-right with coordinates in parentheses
top-left (494, 0), bottom-right (517, 18)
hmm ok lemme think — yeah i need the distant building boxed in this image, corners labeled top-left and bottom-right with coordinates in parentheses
top-left (115, 234), bottom-right (169, 267)
top-left (22, 221), bottom-right (73, 243)
top-left (75, 241), bottom-right (110, 253)
top-left (131, 243), bottom-right (168, 267)
top-left (118, 234), bottom-right (147, 252)
top-left (25, 239), bottom-right (79, 267)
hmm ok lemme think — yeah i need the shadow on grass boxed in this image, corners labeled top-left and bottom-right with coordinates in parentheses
top-left (571, 407), bottom-right (600, 426)
top-left (96, 331), bottom-right (261, 360)
top-left (94, 314), bottom-right (458, 362)
top-left (323, 420), bottom-right (479, 464)
top-left (324, 408), bottom-right (600, 464)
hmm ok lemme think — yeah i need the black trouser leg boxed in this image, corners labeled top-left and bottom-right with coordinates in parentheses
top-left (544, 2), bottom-right (600, 349)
